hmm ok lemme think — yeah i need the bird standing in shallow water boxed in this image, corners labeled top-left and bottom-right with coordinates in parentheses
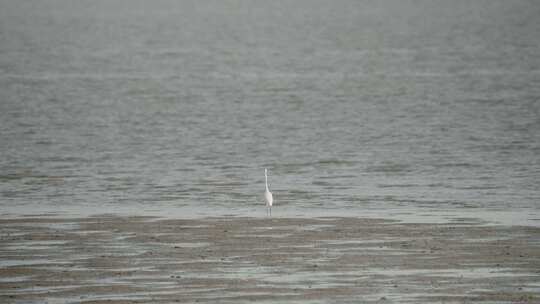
top-left (264, 168), bottom-right (273, 217)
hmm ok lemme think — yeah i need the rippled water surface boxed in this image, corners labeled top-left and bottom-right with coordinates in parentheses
top-left (1, 0), bottom-right (539, 223)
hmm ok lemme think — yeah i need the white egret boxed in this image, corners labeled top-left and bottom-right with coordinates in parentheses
top-left (264, 168), bottom-right (273, 217)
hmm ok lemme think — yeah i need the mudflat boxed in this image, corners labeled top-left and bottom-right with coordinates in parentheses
top-left (0, 216), bottom-right (538, 303)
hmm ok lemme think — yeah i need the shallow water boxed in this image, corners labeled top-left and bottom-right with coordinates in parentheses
top-left (0, 0), bottom-right (539, 224)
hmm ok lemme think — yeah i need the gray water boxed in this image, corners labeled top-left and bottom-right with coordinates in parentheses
top-left (1, 0), bottom-right (539, 223)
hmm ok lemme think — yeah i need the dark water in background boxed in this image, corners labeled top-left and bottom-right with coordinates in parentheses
top-left (1, 0), bottom-right (539, 223)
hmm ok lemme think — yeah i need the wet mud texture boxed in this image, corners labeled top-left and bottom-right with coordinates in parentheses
top-left (1, 216), bottom-right (539, 303)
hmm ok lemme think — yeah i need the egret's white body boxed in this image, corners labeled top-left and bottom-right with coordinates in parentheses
top-left (264, 168), bottom-right (273, 216)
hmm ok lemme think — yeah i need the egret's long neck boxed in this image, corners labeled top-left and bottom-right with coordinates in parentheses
top-left (265, 172), bottom-right (269, 191)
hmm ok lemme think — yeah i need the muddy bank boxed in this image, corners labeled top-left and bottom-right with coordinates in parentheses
top-left (0, 216), bottom-right (539, 303)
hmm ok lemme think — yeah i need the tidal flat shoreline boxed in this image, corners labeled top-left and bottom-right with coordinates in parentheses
top-left (0, 216), bottom-right (539, 303)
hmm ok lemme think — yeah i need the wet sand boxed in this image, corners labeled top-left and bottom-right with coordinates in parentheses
top-left (0, 216), bottom-right (539, 303)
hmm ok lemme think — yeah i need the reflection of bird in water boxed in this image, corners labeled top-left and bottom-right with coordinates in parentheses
top-left (264, 168), bottom-right (273, 217)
